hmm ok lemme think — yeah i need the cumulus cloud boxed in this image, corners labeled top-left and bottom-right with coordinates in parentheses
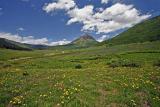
top-left (101, 0), bottom-right (110, 4)
top-left (43, 0), bottom-right (76, 13)
top-left (0, 32), bottom-right (71, 46)
top-left (67, 3), bottom-right (151, 34)
top-left (67, 5), bottom-right (94, 25)
top-left (97, 35), bottom-right (109, 42)
top-left (43, 1), bottom-right (151, 34)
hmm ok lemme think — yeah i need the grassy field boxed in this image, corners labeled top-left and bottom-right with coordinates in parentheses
top-left (0, 41), bottom-right (160, 107)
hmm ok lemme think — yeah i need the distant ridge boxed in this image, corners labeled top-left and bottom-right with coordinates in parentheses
top-left (0, 38), bottom-right (32, 50)
top-left (0, 38), bottom-right (48, 50)
top-left (101, 15), bottom-right (160, 46)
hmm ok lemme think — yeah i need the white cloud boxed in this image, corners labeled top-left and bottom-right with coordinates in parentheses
top-left (67, 5), bottom-right (94, 25)
top-left (92, 3), bottom-right (151, 33)
top-left (101, 0), bottom-right (124, 4)
top-left (97, 35), bottom-right (109, 42)
top-left (50, 39), bottom-right (71, 46)
top-left (43, 0), bottom-right (76, 13)
top-left (101, 0), bottom-right (110, 4)
top-left (17, 27), bottom-right (25, 31)
top-left (0, 32), bottom-right (71, 46)
top-left (67, 3), bottom-right (150, 34)
top-left (43, 2), bottom-right (151, 34)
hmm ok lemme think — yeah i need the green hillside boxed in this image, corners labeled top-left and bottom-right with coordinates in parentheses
top-left (24, 44), bottom-right (49, 50)
top-left (0, 38), bottom-right (32, 50)
top-left (101, 15), bottom-right (160, 46)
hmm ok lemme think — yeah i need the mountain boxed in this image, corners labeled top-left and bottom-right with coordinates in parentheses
top-left (0, 38), bottom-right (32, 50)
top-left (0, 38), bottom-right (49, 50)
top-left (71, 34), bottom-right (98, 47)
top-left (101, 15), bottom-right (160, 46)
top-left (50, 34), bottom-right (98, 50)
top-left (0, 34), bottom-right (97, 50)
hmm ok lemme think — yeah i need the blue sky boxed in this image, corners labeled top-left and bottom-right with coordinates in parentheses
top-left (0, 0), bottom-right (160, 45)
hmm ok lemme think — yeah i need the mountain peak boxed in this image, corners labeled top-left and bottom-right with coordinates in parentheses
top-left (79, 34), bottom-right (95, 40)
top-left (71, 34), bottom-right (98, 47)
top-left (73, 34), bottom-right (96, 42)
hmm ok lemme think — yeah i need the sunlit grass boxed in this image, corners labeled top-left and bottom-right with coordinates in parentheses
top-left (0, 42), bottom-right (160, 107)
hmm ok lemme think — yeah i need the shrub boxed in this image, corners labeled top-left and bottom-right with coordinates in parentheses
top-left (153, 60), bottom-right (160, 67)
top-left (75, 64), bottom-right (82, 69)
top-left (107, 59), bottom-right (140, 68)
top-left (87, 57), bottom-right (99, 60)
top-left (121, 62), bottom-right (140, 67)
top-left (70, 60), bottom-right (81, 63)
top-left (23, 72), bottom-right (29, 76)
top-left (107, 58), bottom-right (120, 68)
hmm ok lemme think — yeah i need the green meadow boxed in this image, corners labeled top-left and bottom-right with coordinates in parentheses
top-left (0, 41), bottom-right (160, 107)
